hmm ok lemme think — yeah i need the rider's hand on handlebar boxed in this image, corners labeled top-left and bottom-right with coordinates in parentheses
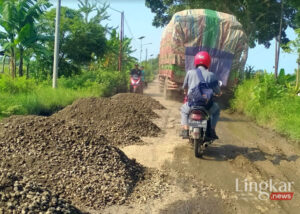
top-left (214, 91), bottom-right (222, 97)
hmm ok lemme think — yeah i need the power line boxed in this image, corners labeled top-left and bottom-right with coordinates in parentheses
top-left (108, 6), bottom-right (122, 14)
top-left (124, 16), bottom-right (138, 45)
top-left (98, 1), bottom-right (139, 53)
top-left (97, 2), bottom-right (137, 39)
top-left (108, 7), bottom-right (136, 41)
top-left (97, 1), bottom-right (122, 15)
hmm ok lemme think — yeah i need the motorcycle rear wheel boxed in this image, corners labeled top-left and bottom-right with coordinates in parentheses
top-left (194, 138), bottom-right (204, 158)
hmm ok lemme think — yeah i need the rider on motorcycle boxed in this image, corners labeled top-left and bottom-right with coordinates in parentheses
top-left (130, 63), bottom-right (142, 93)
top-left (180, 51), bottom-right (221, 139)
top-left (131, 63), bottom-right (142, 77)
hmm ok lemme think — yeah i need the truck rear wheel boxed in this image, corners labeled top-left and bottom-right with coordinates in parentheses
top-left (163, 78), bottom-right (171, 99)
top-left (159, 77), bottom-right (165, 93)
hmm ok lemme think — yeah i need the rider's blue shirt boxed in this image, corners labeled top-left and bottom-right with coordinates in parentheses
top-left (182, 66), bottom-right (221, 96)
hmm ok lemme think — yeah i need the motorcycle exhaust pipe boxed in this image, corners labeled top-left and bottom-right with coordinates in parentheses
top-left (203, 142), bottom-right (209, 148)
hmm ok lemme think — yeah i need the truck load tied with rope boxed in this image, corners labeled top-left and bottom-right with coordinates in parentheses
top-left (159, 9), bottom-right (248, 97)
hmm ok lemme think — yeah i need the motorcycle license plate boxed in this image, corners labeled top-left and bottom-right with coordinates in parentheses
top-left (188, 120), bottom-right (207, 127)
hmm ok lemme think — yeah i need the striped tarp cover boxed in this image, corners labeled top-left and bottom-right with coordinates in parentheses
top-left (159, 9), bottom-right (248, 86)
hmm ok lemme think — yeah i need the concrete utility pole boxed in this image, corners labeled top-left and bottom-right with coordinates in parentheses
top-left (141, 42), bottom-right (151, 63)
top-left (118, 11), bottom-right (124, 72)
top-left (150, 54), bottom-right (154, 69)
top-left (275, 0), bottom-right (284, 78)
top-left (145, 48), bottom-right (148, 62)
top-left (52, 0), bottom-right (61, 88)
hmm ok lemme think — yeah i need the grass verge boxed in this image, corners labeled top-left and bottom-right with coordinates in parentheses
top-left (0, 85), bottom-right (105, 119)
top-left (231, 74), bottom-right (300, 141)
top-left (0, 70), bottom-right (128, 119)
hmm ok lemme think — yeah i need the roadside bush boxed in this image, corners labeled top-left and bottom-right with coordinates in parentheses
top-left (96, 70), bottom-right (128, 96)
top-left (0, 74), bottom-right (37, 94)
top-left (58, 72), bottom-right (98, 89)
top-left (0, 70), bottom-right (129, 119)
top-left (231, 73), bottom-right (300, 140)
top-left (58, 70), bottom-right (129, 97)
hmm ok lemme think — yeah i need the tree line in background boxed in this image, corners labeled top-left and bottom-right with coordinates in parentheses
top-left (0, 0), bottom-right (158, 119)
top-left (0, 0), bottom-right (147, 80)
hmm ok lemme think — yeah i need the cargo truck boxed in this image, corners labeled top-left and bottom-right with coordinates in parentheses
top-left (158, 9), bottom-right (248, 98)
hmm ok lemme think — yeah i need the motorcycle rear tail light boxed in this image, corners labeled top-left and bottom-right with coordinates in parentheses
top-left (191, 113), bottom-right (203, 121)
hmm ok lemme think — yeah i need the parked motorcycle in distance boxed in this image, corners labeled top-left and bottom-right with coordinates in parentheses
top-left (130, 75), bottom-right (143, 94)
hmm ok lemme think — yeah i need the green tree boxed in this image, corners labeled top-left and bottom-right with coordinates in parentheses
top-left (37, 6), bottom-right (108, 77)
top-left (145, 0), bottom-right (299, 48)
top-left (142, 56), bottom-right (159, 82)
top-left (289, 0), bottom-right (300, 27)
top-left (96, 29), bottom-right (135, 72)
top-left (0, 0), bottom-right (51, 78)
top-left (78, 0), bottom-right (110, 25)
top-left (63, 21), bottom-right (107, 66)
top-left (78, 0), bottom-right (96, 23)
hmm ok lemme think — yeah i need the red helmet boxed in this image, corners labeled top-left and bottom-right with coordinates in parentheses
top-left (194, 51), bottom-right (211, 68)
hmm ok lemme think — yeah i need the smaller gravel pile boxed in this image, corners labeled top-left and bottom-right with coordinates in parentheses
top-left (111, 93), bottom-right (165, 119)
top-left (52, 94), bottom-right (164, 146)
top-left (0, 169), bottom-right (83, 213)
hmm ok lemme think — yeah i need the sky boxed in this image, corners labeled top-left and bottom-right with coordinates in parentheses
top-left (50, 0), bottom-right (299, 74)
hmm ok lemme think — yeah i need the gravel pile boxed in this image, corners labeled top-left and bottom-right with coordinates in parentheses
top-left (111, 93), bottom-right (165, 119)
top-left (0, 169), bottom-right (83, 213)
top-left (0, 93), bottom-right (167, 211)
top-left (52, 94), bottom-right (164, 146)
top-left (0, 116), bottom-right (144, 210)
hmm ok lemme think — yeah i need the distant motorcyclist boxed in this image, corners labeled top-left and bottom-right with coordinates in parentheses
top-left (130, 63), bottom-right (143, 93)
top-left (131, 63), bottom-right (142, 77)
top-left (180, 51), bottom-right (221, 139)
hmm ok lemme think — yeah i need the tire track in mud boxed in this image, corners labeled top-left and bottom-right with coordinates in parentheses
top-left (106, 78), bottom-right (300, 214)
top-left (217, 114), bottom-right (300, 214)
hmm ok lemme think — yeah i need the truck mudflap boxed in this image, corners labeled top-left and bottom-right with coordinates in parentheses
top-left (167, 78), bottom-right (181, 90)
top-left (159, 76), bottom-right (182, 91)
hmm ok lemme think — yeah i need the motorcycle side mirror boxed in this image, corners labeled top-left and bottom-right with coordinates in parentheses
top-left (218, 80), bottom-right (223, 87)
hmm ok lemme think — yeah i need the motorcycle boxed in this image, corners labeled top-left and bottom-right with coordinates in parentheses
top-left (186, 80), bottom-right (223, 158)
top-left (188, 106), bottom-right (214, 158)
top-left (130, 75), bottom-right (143, 94)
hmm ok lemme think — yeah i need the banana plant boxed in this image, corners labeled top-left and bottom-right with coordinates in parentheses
top-left (0, 0), bottom-right (51, 78)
